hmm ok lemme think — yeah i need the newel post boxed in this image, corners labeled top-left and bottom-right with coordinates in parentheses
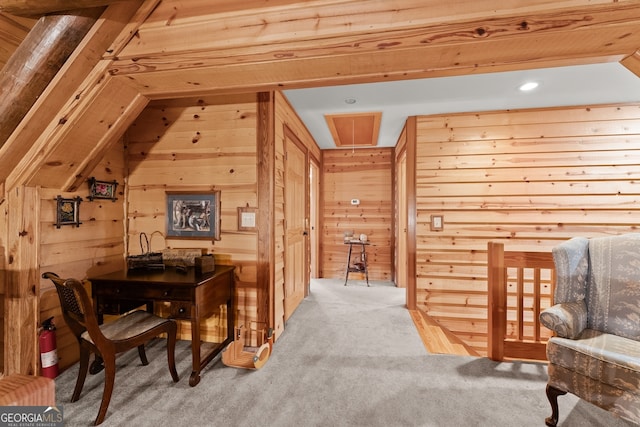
top-left (487, 241), bottom-right (506, 361)
top-left (4, 185), bottom-right (40, 375)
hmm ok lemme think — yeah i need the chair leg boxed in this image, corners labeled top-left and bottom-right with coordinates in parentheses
top-left (166, 323), bottom-right (179, 383)
top-left (89, 355), bottom-right (104, 375)
top-left (72, 341), bottom-right (90, 402)
top-left (94, 354), bottom-right (116, 426)
top-left (137, 344), bottom-right (149, 366)
top-left (545, 384), bottom-right (567, 427)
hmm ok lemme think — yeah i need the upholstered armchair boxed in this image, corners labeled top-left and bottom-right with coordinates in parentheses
top-left (539, 234), bottom-right (640, 426)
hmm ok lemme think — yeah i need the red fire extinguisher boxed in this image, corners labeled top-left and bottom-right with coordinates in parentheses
top-left (39, 317), bottom-right (59, 378)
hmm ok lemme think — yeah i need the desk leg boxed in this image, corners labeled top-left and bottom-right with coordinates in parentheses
top-left (189, 310), bottom-right (202, 387)
top-left (362, 245), bottom-right (369, 287)
top-left (344, 243), bottom-right (353, 286)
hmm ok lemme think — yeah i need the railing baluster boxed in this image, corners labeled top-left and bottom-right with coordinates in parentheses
top-left (534, 268), bottom-right (542, 342)
top-left (517, 267), bottom-right (524, 341)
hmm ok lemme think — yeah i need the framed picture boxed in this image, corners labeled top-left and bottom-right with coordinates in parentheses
top-left (238, 206), bottom-right (258, 231)
top-left (55, 196), bottom-right (82, 228)
top-left (87, 177), bottom-right (118, 201)
top-left (430, 214), bottom-right (444, 231)
top-left (166, 191), bottom-right (221, 240)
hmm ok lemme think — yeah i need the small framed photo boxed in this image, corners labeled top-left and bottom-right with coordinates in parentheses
top-left (238, 206), bottom-right (258, 231)
top-left (87, 177), bottom-right (118, 201)
top-left (430, 214), bottom-right (444, 231)
top-left (166, 191), bottom-right (221, 240)
top-left (55, 196), bottom-right (82, 228)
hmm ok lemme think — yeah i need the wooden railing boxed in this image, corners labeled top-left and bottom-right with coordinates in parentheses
top-left (487, 242), bottom-right (555, 361)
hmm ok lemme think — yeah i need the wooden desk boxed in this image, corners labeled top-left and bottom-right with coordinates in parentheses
top-left (89, 265), bottom-right (235, 386)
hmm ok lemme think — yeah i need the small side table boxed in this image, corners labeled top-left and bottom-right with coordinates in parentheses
top-left (344, 240), bottom-right (370, 286)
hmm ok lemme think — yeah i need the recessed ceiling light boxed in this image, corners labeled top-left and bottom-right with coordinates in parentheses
top-left (519, 82), bottom-right (539, 91)
top-left (344, 98), bottom-right (357, 104)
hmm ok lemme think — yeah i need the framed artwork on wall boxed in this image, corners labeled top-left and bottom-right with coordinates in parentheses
top-left (237, 206), bottom-right (258, 231)
top-left (55, 195), bottom-right (82, 228)
top-left (87, 177), bottom-right (118, 201)
top-left (166, 191), bottom-right (221, 240)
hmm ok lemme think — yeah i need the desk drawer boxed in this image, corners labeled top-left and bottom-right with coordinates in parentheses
top-left (94, 284), bottom-right (192, 302)
top-left (168, 302), bottom-right (192, 320)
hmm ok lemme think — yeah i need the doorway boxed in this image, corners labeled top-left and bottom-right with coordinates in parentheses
top-left (310, 158), bottom-right (320, 279)
top-left (284, 127), bottom-right (309, 321)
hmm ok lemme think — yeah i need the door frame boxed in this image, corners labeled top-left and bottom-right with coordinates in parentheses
top-left (309, 154), bottom-right (321, 282)
top-left (284, 125), bottom-right (311, 307)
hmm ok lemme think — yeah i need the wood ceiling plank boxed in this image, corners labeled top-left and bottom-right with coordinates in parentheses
top-left (115, 0), bottom-right (634, 60)
top-left (0, 0), bottom-right (128, 17)
top-left (0, 12), bottom-right (34, 66)
top-left (0, 8), bottom-right (104, 150)
top-left (5, 61), bottom-right (148, 192)
top-left (25, 72), bottom-right (147, 190)
top-left (106, 1), bottom-right (640, 98)
top-left (103, 0), bottom-right (160, 59)
top-left (110, 22), bottom-right (636, 99)
top-left (118, 0), bottom-right (619, 58)
top-left (0, 0), bottom-right (146, 189)
top-left (621, 50), bottom-right (640, 78)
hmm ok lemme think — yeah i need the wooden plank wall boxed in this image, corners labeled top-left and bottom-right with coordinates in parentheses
top-left (0, 207), bottom-right (5, 372)
top-left (125, 94), bottom-right (259, 342)
top-left (274, 92), bottom-right (320, 337)
top-left (322, 148), bottom-right (393, 281)
top-left (414, 103), bottom-right (640, 355)
top-left (38, 149), bottom-right (126, 372)
top-left (394, 126), bottom-right (408, 287)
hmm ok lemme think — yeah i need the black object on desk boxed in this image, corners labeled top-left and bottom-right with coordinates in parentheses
top-left (344, 240), bottom-right (370, 286)
top-left (89, 265), bottom-right (235, 387)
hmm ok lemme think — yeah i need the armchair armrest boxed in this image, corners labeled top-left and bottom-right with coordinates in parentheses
top-left (540, 300), bottom-right (587, 339)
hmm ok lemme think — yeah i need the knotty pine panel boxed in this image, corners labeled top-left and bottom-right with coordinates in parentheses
top-left (274, 92), bottom-right (320, 338)
top-left (0, 213), bottom-right (4, 371)
top-left (37, 148), bottom-right (126, 372)
top-left (125, 94), bottom-right (260, 341)
top-left (415, 103), bottom-right (640, 356)
top-left (322, 148), bottom-right (393, 281)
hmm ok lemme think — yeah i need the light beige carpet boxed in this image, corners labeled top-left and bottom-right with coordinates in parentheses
top-left (54, 278), bottom-right (634, 426)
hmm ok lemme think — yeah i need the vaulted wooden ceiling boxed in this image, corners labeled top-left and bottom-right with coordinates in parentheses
top-left (1, 0), bottom-right (640, 201)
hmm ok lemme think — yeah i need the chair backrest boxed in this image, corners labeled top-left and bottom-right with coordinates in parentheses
top-left (551, 236), bottom-right (589, 304)
top-left (42, 272), bottom-right (104, 344)
top-left (587, 234), bottom-right (640, 341)
top-left (552, 235), bottom-right (640, 341)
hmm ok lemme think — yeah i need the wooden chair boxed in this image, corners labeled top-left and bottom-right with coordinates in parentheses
top-left (42, 272), bottom-right (179, 425)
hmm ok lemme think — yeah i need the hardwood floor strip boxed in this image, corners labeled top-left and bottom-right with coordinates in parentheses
top-left (409, 309), bottom-right (480, 357)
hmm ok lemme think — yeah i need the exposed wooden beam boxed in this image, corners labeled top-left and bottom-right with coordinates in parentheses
top-left (34, 74), bottom-right (148, 191)
top-left (107, 0), bottom-right (640, 98)
top-left (621, 49), bottom-right (640, 78)
top-left (6, 65), bottom-right (149, 192)
top-left (0, 0), bottom-right (125, 17)
top-left (0, 8), bottom-right (104, 149)
top-left (0, 0), bottom-right (155, 194)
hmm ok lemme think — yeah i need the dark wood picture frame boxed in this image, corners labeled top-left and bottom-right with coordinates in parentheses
top-left (166, 191), bottom-right (221, 240)
top-left (55, 195), bottom-right (82, 228)
top-left (87, 177), bottom-right (118, 201)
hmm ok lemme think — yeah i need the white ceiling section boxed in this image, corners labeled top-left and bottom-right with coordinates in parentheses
top-left (284, 62), bottom-right (640, 150)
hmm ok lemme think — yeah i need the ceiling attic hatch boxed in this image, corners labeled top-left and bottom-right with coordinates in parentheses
top-left (324, 112), bottom-right (382, 148)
